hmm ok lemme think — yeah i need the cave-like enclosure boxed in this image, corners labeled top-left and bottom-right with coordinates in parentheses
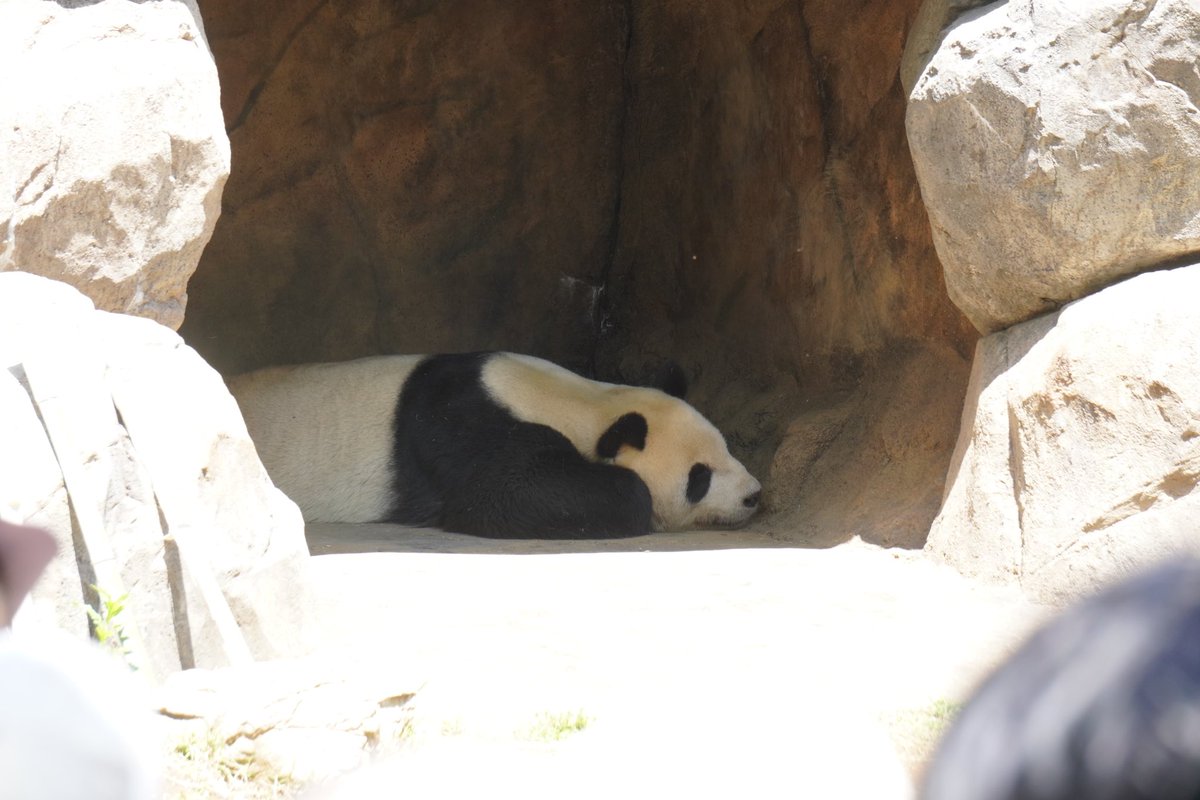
top-left (180, 0), bottom-right (978, 548)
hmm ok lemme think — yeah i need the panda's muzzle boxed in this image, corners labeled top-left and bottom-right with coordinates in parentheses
top-left (702, 495), bottom-right (762, 529)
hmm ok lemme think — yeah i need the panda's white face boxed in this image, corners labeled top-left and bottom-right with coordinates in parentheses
top-left (482, 353), bottom-right (761, 533)
top-left (610, 400), bottom-right (762, 531)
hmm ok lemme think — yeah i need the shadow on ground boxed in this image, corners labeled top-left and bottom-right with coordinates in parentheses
top-left (306, 521), bottom-right (796, 556)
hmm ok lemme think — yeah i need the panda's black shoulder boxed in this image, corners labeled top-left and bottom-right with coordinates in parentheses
top-left (399, 351), bottom-right (496, 412)
top-left (392, 350), bottom-right (587, 467)
top-left (387, 352), bottom-right (509, 524)
top-left (391, 351), bottom-right (513, 468)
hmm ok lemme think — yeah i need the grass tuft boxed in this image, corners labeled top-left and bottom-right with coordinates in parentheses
top-left (521, 709), bottom-right (590, 742)
top-left (168, 728), bottom-right (295, 800)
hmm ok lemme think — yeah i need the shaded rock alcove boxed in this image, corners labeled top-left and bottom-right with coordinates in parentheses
top-left (180, 0), bottom-right (979, 548)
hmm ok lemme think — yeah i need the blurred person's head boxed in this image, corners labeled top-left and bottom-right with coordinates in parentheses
top-left (0, 519), bottom-right (55, 627)
top-left (923, 558), bottom-right (1200, 800)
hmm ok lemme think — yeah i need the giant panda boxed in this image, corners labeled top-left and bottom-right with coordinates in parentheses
top-left (228, 352), bottom-right (761, 539)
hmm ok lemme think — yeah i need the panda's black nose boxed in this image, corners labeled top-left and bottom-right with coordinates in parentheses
top-left (743, 490), bottom-right (761, 509)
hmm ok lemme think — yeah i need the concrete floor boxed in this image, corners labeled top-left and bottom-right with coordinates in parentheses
top-left (303, 523), bottom-right (1052, 798)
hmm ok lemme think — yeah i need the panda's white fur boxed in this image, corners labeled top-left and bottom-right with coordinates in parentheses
top-left (229, 356), bottom-right (421, 524)
top-left (228, 352), bottom-right (761, 537)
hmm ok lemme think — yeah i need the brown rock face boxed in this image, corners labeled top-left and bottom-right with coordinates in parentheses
top-left (599, 0), bottom-right (976, 544)
top-left (183, 1), bottom-right (976, 547)
top-left (606, 0), bottom-right (973, 384)
top-left (183, 1), bottom-right (627, 374)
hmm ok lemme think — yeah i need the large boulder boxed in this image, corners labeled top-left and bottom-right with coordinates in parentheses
top-left (906, 0), bottom-right (1200, 334)
top-left (0, 273), bottom-right (315, 679)
top-left (0, 0), bottom-right (229, 330)
top-left (927, 264), bottom-right (1200, 604)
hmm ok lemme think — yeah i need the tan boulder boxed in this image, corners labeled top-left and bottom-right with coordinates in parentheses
top-left (0, 0), bottom-right (229, 330)
top-left (899, 0), bottom-right (995, 94)
top-left (928, 264), bottom-right (1200, 603)
top-left (906, 0), bottom-right (1200, 333)
top-left (0, 372), bottom-right (82, 636)
top-left (0, 273), bottom-right (315, 677)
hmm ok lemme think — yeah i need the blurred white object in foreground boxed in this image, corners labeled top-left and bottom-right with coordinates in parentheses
top-left (0, 520), bottom-right (160, 800)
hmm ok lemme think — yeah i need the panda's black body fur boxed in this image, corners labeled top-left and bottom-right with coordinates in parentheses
top-left (389, 353), bottom-right (652, 538)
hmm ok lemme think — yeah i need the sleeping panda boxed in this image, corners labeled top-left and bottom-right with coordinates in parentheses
top-left (228, 352), bottom-right (761, 539)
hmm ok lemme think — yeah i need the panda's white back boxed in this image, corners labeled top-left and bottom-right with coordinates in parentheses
top-left (227, 355), bottom-right (421, 523)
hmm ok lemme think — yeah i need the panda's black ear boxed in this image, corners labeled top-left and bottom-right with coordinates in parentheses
top-left (596, 412), bottom-right (648, 459)
top-left (652, 361), bottom-right (688, 399)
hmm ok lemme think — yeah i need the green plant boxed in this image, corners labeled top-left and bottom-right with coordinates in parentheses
top-left (173, 730), bottom-right (228, 767)
top-left (393, 715), bottom-right (418, 743)
top-left (522, 709), bottom-right (590, 742)
top-left (925, 699), bottom-right (964, 733)
top-left (171, 728), bottom-right (294, 799)
top-left (85, 585), bottom-right (134, 667)
top-left (882, 697), bottom-right (967, 777)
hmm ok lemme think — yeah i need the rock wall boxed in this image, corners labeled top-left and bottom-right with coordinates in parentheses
top-left (598, 0), bottom-right (977, 545)
top-left (0, 0), bottom-right (229, 330)
top-left (181, 0), bottom-right (628, 376)
top-left (603, 0), bottom-right (975, 385)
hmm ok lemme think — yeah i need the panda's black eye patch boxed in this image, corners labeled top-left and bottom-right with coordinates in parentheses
top-left (686, 463), bottom-right (712, 504)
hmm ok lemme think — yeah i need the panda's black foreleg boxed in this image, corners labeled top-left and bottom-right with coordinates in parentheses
top-left (440, 450), bottom-right (653, 540)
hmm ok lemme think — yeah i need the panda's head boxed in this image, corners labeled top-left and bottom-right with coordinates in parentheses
top-left (596, 387), bottom-right (762, 531)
